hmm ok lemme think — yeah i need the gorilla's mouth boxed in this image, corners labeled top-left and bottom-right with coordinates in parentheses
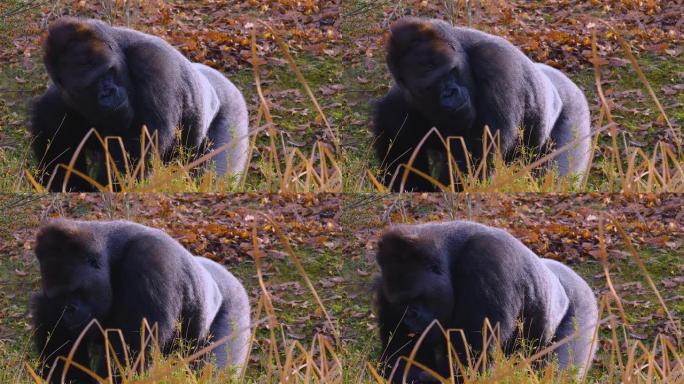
top-left (440, 87), bottom-right (469, 112)
top-left (92, 99), bottom-right (132, 129)
top-left (67, 321), bottom-right (87, 331)
top-left (103, 98), bottom-right (128, 114)
top-left (65, 315), bottom-right (92, 332)
top-left (450, 98), bottom-right (469, 112)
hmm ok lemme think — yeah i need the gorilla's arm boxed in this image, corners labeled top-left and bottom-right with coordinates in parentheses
top-left (107, 234), bottom-right (182, 358)
top-left (450, 230), bottom-right (570, 356)
top-left (123, 40), bottom-right (185, 156)
top-left (466, 41), bottom-right (525, 155)
top-left (30, 87), bottom-right (94, 192)
top-left (372, 87), bottom-right (439, 192)
top-left (31, 293), bottom-right (95, 384)
top-left (449, 233), bottom-right (527, 356)
top-left (467, 38), bottom-right (562, 153)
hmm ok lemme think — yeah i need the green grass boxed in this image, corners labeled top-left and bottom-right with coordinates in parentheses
top-left (0, 195), bottom-right (42, 384)
top-left (0, 0), bottom-right (44, 191)
top-left (571, 53), bottom-right (684, 143)
top-left (571, 246), bottom-right (684, 353)
top-left (4, 194), bottom-right (681, 383)
top-left (235, 51), bottom-right (351, 191)
top-left (0, 1), bottom-right (354, 193)
top-left (1, 2), bottom-right (682, 192)
top-left (339, 0), bottom-right (684, 193)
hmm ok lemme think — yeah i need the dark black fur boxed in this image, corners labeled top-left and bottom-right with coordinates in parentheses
top-left (375, 221), bottom-right (598, 383)
top-left (30, 17), bottom-right (248, 191)
top-left (372, 17), bottom-right (591, 191)
top-left (30, 219), bottom-right (250, 383)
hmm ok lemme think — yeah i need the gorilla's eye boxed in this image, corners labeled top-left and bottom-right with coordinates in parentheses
top-left (429, 264), bottom-right (441, 274)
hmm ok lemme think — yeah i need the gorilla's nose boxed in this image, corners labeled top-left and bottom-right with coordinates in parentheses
top-left (99, 87), bottom-right (124, 110)
top-left (99, 87), bottom-right (115, 100)
top-left (441, 87), bottom-right (457, 98)
top-left (440, 91), bottom-right (458, 108)
top-left (441, 87), bottom-right (467, 111)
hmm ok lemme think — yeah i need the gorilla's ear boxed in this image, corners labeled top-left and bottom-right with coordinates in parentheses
top-left (376, 229), bottom-right (427, 265)
top-left (35, 220), bottom-right (92, 259)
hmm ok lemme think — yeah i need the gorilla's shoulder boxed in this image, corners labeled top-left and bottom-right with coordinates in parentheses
top-left (124, 37), bottom-right (187, 72)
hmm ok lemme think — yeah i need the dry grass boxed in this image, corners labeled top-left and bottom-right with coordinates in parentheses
top-left (373, 126), bottom-right (683, 193)
top-left (24, 20), bottom-right (343, 194)
top-left (16, 214), bottom-right (683, 384)
top-left (371, 23), bottom-right (683, 193)
top-left (20, 17), bottom-right (683, 193)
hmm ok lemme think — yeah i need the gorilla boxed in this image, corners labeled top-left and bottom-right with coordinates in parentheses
top-left (375, 221), bottom-right (598, 383)
top-left (31, 17), bottom-right (249, 191)
top-left (30, 219), bottom-right (251, 383)
top-left (372, 17), bottom-right (591, 191)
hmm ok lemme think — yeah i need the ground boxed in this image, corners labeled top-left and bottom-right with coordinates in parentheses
top-left (0, 0), bottom-right (349, 192)
top-left (342, 0), bottom-right (684, 192)
top-left (0, 1), bottom-right (681, 383)
top-left (0, 0), bottom-right (682, 192)
top-left (0, 193), bottom-right (681, 382)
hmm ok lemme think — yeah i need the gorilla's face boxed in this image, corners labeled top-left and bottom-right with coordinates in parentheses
top-left (60, 62), bottom-right (132, 129)
top-left (66, 67), bottom-right (130, 114)
top-left (51, 291), bottom-right (103, 332)
top-left (40, 262), bottom-right (112, 332)
top-left (388, 23), bottom-right (476, 129)
top-left (35, 225), bottom-right (113, 331)
top-left (400, 54), bottom-right (475, 128)
top-left (383, 274), bottom-right (454, 338)
top-left (377, 231), bottom-right (454, 340)
top-left (46, 29), bottom-right (133, 129)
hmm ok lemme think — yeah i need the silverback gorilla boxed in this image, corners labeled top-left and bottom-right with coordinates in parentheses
top-left (31, 17), bottom-right (249, 191)
top-left (30, 219), bottom-right (251, 383)
top-left (375, 221), bottom-right (598, 383)
top-left (372, 17), bottom-right (591, 191)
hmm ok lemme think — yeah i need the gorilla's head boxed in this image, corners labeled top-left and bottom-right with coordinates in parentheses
top-left (44, 17), bottom-right (133, 130)
top-left (376, 226), bottom-right (454, 339)
top-left (35, 220), bottom-right (112, 332)
top-left (386, 17), bottom-right (476, 129)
